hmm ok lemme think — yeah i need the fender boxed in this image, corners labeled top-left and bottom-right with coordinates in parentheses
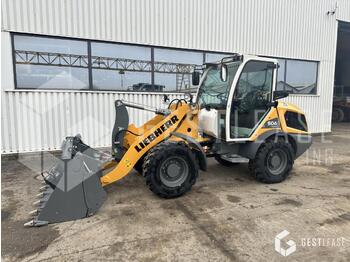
top-left (238, 130), bottom-right (284, 159)
top-left (238, 130), bottom-right (312, 160)
top-left (171, 132), bottom-right (207, 171)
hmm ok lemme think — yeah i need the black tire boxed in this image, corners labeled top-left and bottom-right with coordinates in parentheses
top-left (143, 141), bottom-right (198, 198)
top-left (214, 155), bottom-right (240, 166)
top-left (332, 107), bottom-right (345, 122)
top-left (134, 157), bottom-right (144, 175)
top-left (249, 138), bottom-right (294, 183)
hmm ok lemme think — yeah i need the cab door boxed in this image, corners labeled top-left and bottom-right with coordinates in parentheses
top-left (226, 58), bottom-right (277, 141)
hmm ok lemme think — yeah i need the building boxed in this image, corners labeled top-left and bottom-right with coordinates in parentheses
top-left (1, 0), bottom-right (350, 154)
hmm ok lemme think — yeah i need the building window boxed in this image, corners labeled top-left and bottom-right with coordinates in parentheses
top-left (11, 33), bottom-right (233, 92)
top-left (205, 53), bottom-right (231, 63)
top-left (285, 60), bottom-right (318, 94)
top-left (12, 34), bottom-right (319, 94)
top-left (91, 42), bottom-right (152, 90)
top-left (13, 35), bottom-right (89, 89)
top-left (276, 58), bottom-right (318, 94)
top-left (154, 48), bottom-right (203, 92)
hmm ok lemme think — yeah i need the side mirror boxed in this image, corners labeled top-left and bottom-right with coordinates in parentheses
top-left (192, 71), bottom-right (201, 86)
top-left (220, 64), bottom-right (228, 82)
top-left (273, 90), bottom-right (289, 100)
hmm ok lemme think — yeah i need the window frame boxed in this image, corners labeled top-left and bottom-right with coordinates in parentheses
top-left (233, 60), bottom-right (275, 109)
top-left (12, 34), bottom-right (91, 90)
top-left (11, 32), bottom-right (320, 94)
top-left (226, 57), bottom-right (278, 142)
top-left (11, 32), bottom-right (233, 92)
top-left (263, 55), bottom-right (319, 95)
top-left (284, 58), bottom-right (319, 95)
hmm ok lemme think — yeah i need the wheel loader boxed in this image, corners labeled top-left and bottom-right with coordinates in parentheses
top-left (25, 54), bottom-right (312, 227)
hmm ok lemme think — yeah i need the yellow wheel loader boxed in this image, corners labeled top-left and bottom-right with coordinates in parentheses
top-left (25, 54), bottom-right (312, 227)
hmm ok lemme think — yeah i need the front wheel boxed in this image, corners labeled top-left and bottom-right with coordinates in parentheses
top-left (134, 157), bottom-right (144, 175)
top-left (143, 141), bottom-right (198, 198)
top-left (249, 138), bottom-right (294, 183)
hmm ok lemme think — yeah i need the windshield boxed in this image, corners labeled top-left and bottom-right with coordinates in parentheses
top-left (197, 61), bottom-right (241, 108)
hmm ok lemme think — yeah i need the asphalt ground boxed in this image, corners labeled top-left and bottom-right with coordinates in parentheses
top-left (1, 123), bottom-right (349, 261)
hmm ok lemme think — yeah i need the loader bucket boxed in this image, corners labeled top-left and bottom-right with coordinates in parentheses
top-left (25, 136), bottom-right (108, 227)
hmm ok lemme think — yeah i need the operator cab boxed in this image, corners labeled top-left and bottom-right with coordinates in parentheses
top-left (195, 55), bottom-right (279, 142)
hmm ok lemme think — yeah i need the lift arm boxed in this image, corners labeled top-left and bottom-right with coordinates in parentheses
top-left (100, 103), bottom-right (190, 186)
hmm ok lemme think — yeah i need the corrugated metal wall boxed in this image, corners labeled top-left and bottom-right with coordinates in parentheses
top-left (2, 0), bottom-right (349, 56)
top-left (1, 90), bottom-right (184, 153)
top-left (1, 0), bottom-right (350, 153)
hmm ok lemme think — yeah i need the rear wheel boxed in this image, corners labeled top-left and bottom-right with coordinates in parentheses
top-left (214, 155), bottom-right (240, 166)
top-left (143, 141), bottom-right (198, 198)
top-left (249, 138), bottom-right (294, 183)
top-left (332, 107), bottom-right (345, 122)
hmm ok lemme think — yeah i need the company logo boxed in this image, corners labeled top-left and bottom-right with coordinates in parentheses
top-left (275, 230), bottom-right (296, 257)
top-left (134, 115), bottom-right (179, 152)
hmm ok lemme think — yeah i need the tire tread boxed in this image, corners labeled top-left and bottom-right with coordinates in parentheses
top-left (249, 138), bottom-right (294, 183)
top-left (143, 141), bottom-right (198, 198)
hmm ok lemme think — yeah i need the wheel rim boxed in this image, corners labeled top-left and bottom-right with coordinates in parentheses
top-left (266, 148), bottom-right (288, 175)
top-left (159, 156), bottom-right (189, 187)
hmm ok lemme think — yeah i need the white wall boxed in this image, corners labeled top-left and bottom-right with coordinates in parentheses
top-left (1, 89), bottom-right (184, 153)
top-left (2, 0), bottom-right (349, 56)
top-left (1, 0), bottom-right (350, 153)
